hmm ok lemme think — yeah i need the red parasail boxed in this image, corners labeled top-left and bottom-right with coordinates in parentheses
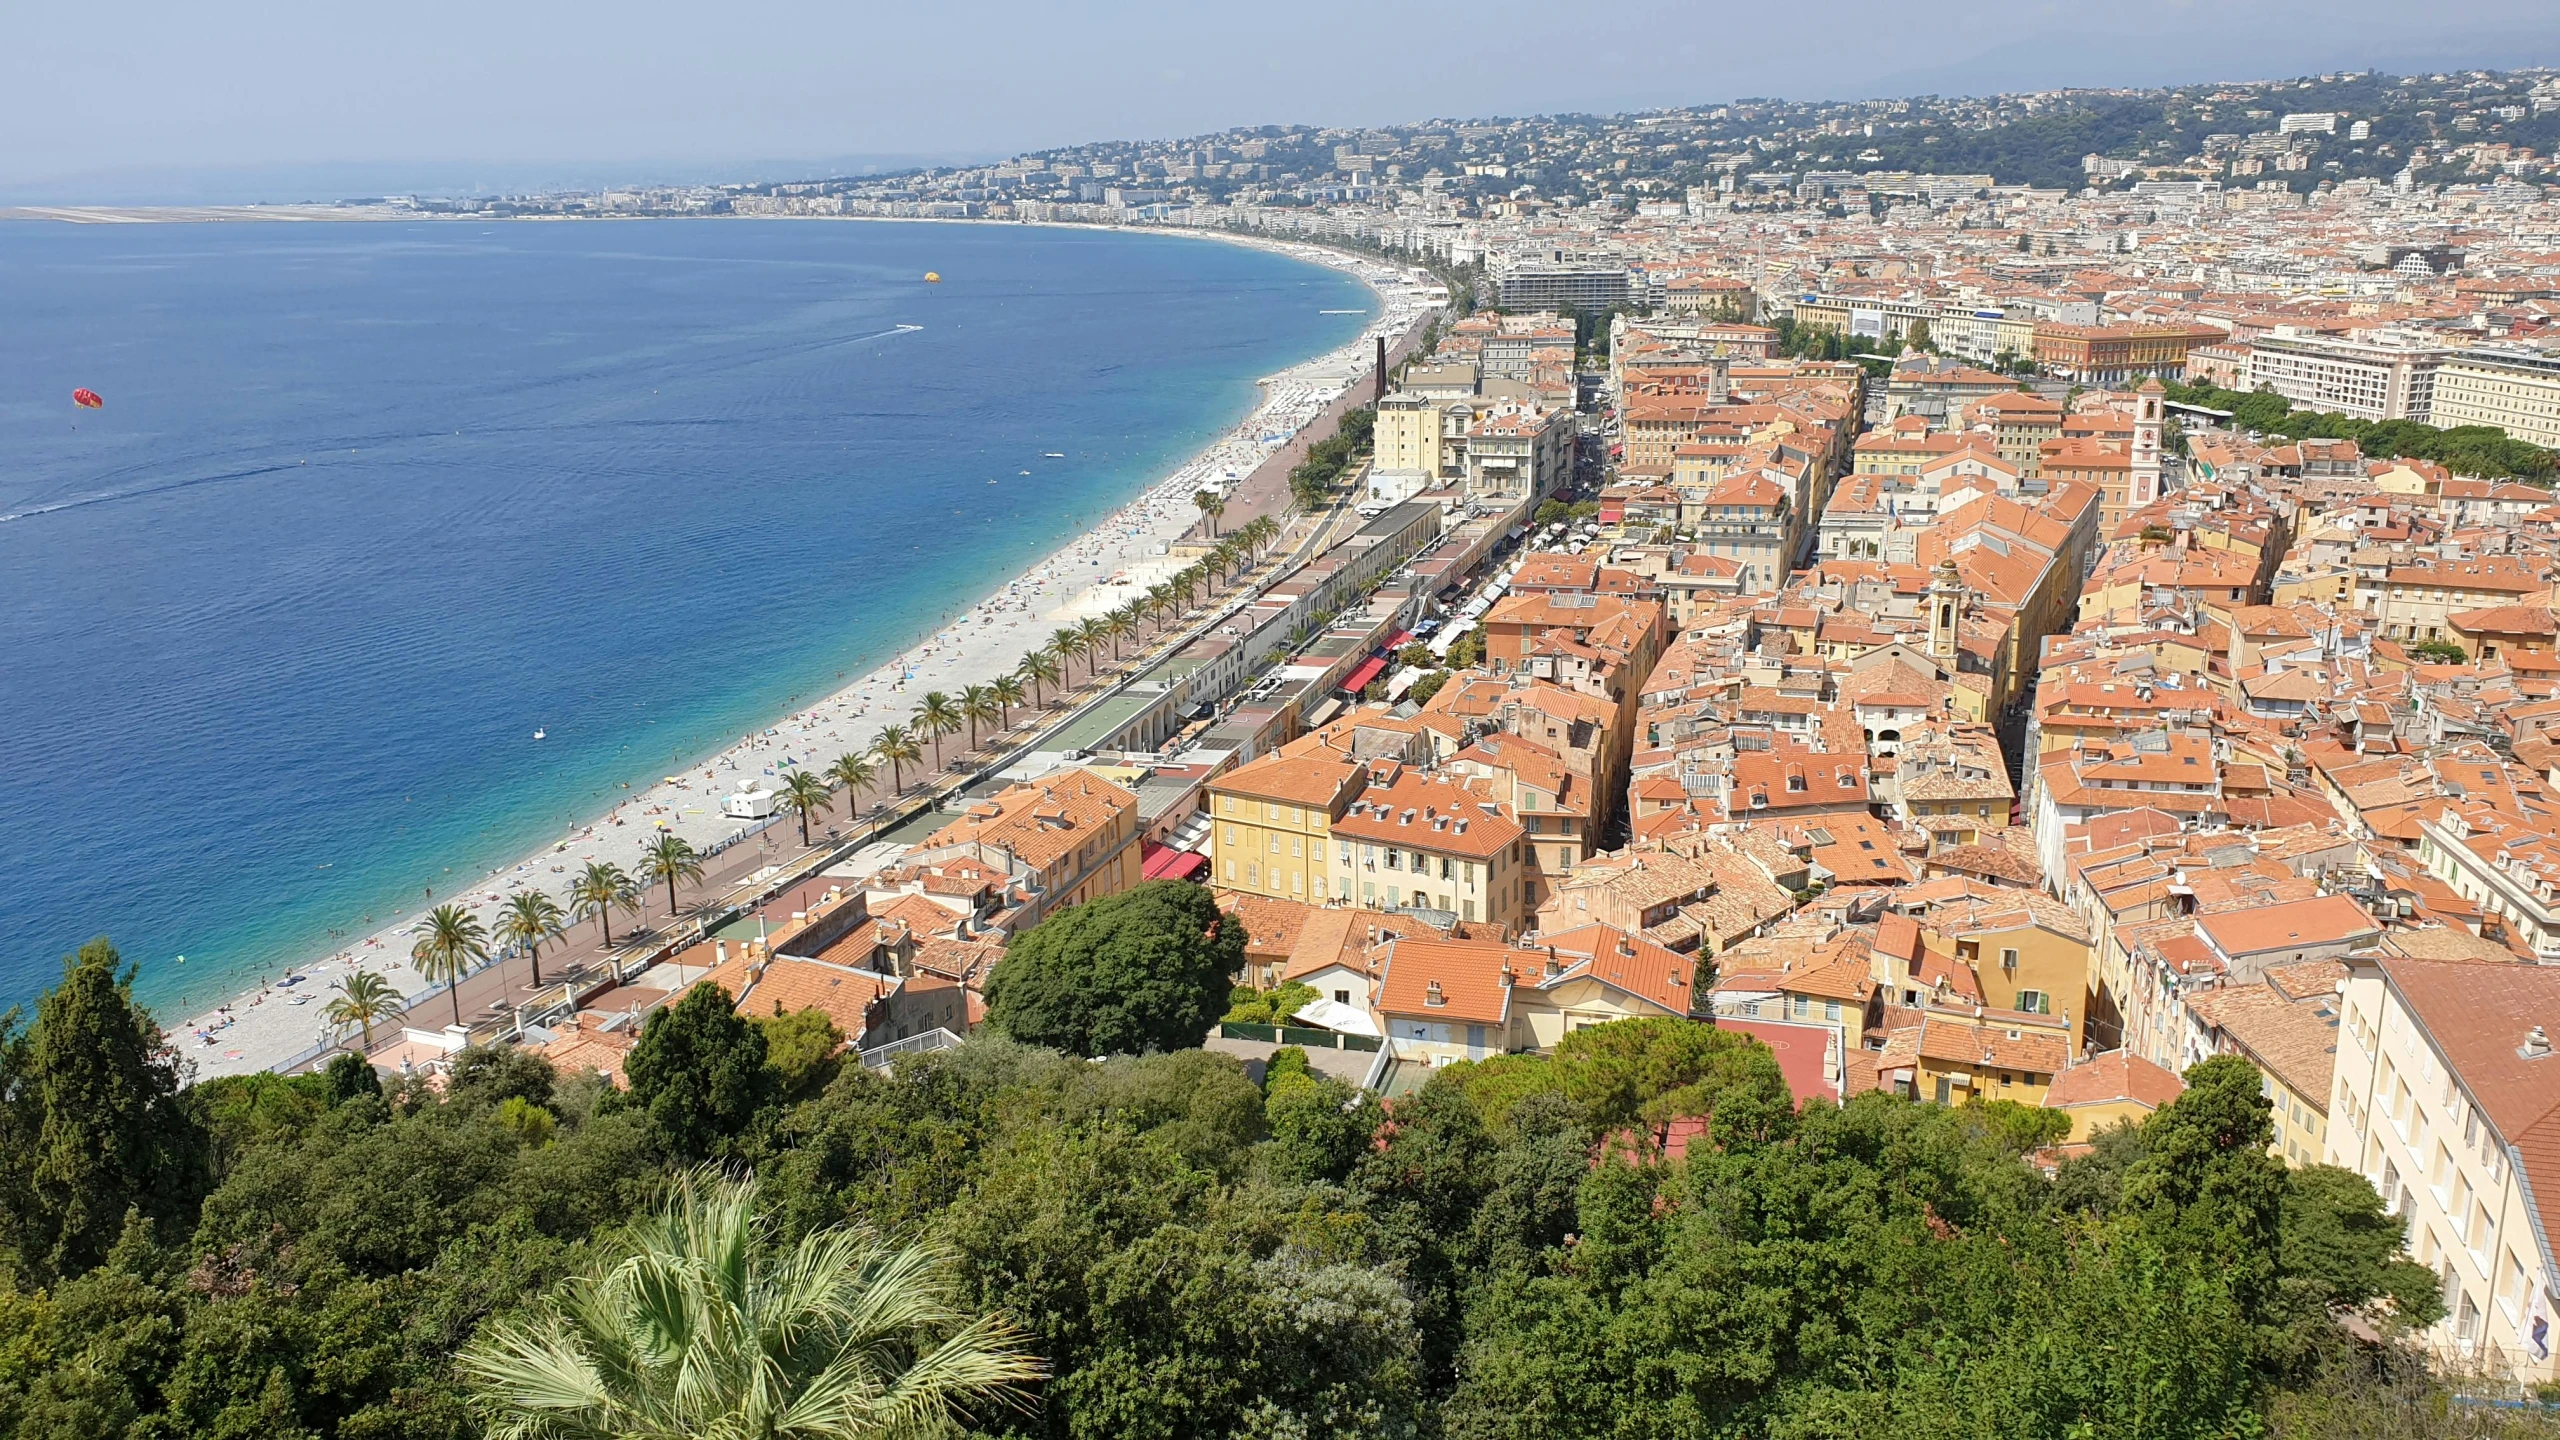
top-left (71, 388), bottom-right (104, 410)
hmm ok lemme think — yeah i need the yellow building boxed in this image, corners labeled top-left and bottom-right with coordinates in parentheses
top-left (1207, 750), bottom-right (1366, 903)
top-left (1372, 392), bottom-right (1459, 479)
top-left (2182, 967), bottom-right (2340, 1167)
top-left (1966, 392), bottom-right (2064, 477)
top-left (2042, 1050), bottom-right (2185, 1141)
top-left (910, 766), bottom-right (1142, 924)
top-left (1925, 895), bottom-right (2097, 1039)
top-left (1881, 1010), bottom-right (2073, 1107)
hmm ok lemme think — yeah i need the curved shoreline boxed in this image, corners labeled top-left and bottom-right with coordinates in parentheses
top-left (174, 229), bottom-right (1429, 1078)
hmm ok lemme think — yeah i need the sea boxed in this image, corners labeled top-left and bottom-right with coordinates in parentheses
top-left (0, 218), bottom-right (1374, 1019)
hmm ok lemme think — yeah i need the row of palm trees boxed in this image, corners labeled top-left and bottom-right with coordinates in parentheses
top-left (324, 833), bottom-right (716, 1048)
top-left (316, 514), bottom-right (1293, 1058)
top-left (760, 514), bottom-right (1289, 844)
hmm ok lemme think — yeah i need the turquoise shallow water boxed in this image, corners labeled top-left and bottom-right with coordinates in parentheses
top-left (0, 218), bottom-right (1372, 1016)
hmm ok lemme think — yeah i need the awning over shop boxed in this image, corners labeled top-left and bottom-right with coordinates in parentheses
top-left (1141, 845), bottom-right (1209, 881)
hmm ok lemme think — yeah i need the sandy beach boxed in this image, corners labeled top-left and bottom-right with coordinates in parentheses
top-left (179, 234), bottom-right (1429, 1078)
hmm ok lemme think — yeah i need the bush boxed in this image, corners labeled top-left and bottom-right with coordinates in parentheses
top-left (1224, 981), bottom-right (1318, 1026)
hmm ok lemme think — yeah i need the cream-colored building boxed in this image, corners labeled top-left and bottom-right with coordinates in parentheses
top-left (2180, 964), bottom-right (2341, 1167)
top-left (1369, 930), bottom-right (1700, 1067)
top-left (2328, 954), bottom-right (2560, 1383)
top-left (1329, 769), bottom-right (1532, 930)
top-left (2431, 348), bottom-right (2560, 450)
top-left (1372, 392), bottom-right (1461, 482)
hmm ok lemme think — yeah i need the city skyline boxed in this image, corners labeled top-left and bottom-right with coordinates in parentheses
top-left (9, 0), bottom-right (2560, 201)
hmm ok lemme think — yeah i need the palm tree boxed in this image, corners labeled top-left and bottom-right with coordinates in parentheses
top-left (638, 832), bottom-right (706, 918)
top-left (571, 862), bottom-right (637, 950)
top-left (495, 890), bottom-right (568, 988)
top-left (1143, 585), bottom-right (1174, 633)
top-left (411, 902), bottom-right (490, 1029)
top-left (914, 691), bottom-right (963, 772)
top-left (1047, 627), bottom-right (1086, 682)
top-left (826, 750), bottom-right (877, 820)
top-left (779, 769), bottom-right (833, 848)
top-left (1074, 617), bottom-right (1112, 675)
top-left (958, 684), bottom-right (1001, 751)
top-left (989, 674), bottom-right (1026, 729)
top-left (1172, 567), bottom-right (1201, 610)
top-left (1100, 608), bottom-right (1134, 661)
top-left (1193, 487), bottom-right (1225, 537)
top-left (321, 970), bottom-right (402, 1054)
top-left (873, 724), bottom-right (924, 795)
top-left (458, 1170), bottom-right (1039, 1440)
top-left (1017, 650), bottom-right (1061, 710)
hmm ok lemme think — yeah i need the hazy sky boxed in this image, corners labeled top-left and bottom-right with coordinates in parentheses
top-left (8, 0), bottom-right (2559, 197)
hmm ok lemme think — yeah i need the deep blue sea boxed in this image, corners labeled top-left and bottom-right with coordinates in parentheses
top-left (0, 219), bottom-right (1372, 1017)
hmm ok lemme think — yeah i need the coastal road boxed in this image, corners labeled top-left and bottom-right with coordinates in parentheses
top-left (324, 284), bottom-right (1442, 1072)
top-left (1171, 302), bottom-right (1434, 548)
top-left (331, 527), bottom-right (1307, 1067)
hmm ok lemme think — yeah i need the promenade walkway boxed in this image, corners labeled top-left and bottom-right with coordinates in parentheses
top-left (332, 521), bottom-right (1319, 1071)
top-left (330, 298), bottom-right (1445, 1074)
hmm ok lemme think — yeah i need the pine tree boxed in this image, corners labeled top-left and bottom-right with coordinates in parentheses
top-left (0, 938), bottom-right (204, 1281)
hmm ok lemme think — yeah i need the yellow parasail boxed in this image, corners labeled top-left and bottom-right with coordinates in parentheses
top-left (923, 271), bottom-right (941, 283)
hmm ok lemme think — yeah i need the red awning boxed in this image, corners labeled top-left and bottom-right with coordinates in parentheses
top-left (1340, 655), bottom-right (1390, 694)
top-left (1142, 845), bottom-right (1207, 880)
top-left (1386, 629), bottom-right (1415, 647)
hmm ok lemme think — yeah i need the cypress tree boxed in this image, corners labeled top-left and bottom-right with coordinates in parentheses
top-left (0, 937), bottom-right (203, 1281)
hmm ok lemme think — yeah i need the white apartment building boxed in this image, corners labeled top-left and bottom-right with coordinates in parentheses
top-left (2329, 954), bottom-right (2560, 1385)
top-left (2246, 328), bottom-right (2448, 424)
top-left (2418, 809), bottom-right (2560, 963)
top-left (2431, 348), bottom-right (2560, 451)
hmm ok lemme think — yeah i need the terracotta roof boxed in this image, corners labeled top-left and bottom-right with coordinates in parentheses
top-left (1211, 752), bottom-right (1360, 808)
top-left (2376, 957), bottom-right (2560, 1270)
top-left (1531, 924), bottom-right (1701, 1014)
top-left (2196, 896), bottom-right (2380, 960)
top-left (921, 767), bottom-right (1136, 870)
top-left (1917, 1016), bottom-right (2068, 1075)
top-left (1374, 936), bottom-right (1521, 1025)
top-left (1332, 772), bottom-right (1525, 859)
top-left (2044, 1050), bottom-right (2186, 1111)
top-left (2183, 981), bottom-right (2339, 1107)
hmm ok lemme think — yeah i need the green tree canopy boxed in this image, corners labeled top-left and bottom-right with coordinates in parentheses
top-left (982, 882), bottom-right (1244, 1057)
top-left (622, 981), bottom-right (774, 1162)
top-left (0, 938), bottom-right (203, 1282)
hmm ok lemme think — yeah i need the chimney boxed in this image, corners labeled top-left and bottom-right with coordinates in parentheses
top-left (2525, 1026), bottom-right (2553, 1061)
top-left (1425, 979), bottom-right (1446, 1007)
